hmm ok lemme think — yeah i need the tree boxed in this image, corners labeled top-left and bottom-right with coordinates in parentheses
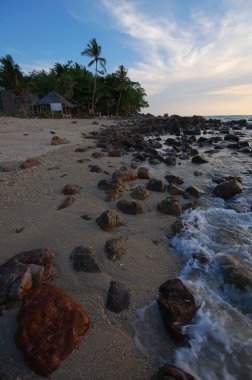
top-left (0, 54), bottom-right (24, 93)
top-left (115, 65), bottom-right (129, 116)
top-left (81, 38), bottom-right (106, 116)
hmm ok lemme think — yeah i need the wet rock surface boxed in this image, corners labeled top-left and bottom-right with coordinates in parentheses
top-left (213, 179), bottom-right (243, 199)
top-left (16, 284), bottom-right (90, 376)
top-left (158, 279), bottom-right (196, 343)
top-left (217, 254), bottom-right (252, 289)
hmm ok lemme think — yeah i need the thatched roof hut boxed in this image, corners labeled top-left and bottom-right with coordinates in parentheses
top-left (36, 91), bottom-right (84, 117)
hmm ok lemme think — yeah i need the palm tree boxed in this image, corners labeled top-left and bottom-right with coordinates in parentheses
top-left (81, 38), bottom-right (106, 116)
top-left (0, 54), bottom-right (24, 93)
top-left (115, 65), bottom-right (129, 116)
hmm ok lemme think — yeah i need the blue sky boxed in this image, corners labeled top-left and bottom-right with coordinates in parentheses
top-left (1, 0), bottom-right (252, 116)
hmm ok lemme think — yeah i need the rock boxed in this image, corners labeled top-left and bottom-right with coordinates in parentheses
top-left (89, 164), bottom-right (103, 173)
top-left (112, 167), bottom-right (137, 182)
top-left (105, 236), bottom-right (126, 261)
top-left (0, 249), bottom-right (54, 306)
top-left (92, 152), bottom-right (104, 159)
top-left (185, 186), bottom-right (205, 198)
top-left (57, 196), bottom-right (76, 210)
top-left (0, 165), bottom-right (12, 172)
top-left (117, 199), bottom-right (146, 215)
top-left (106, 281), bottom-right (130, 313)
top-left (63, 184), bottom-right (80, 195)
top-left (147, 179), bottom-right (166, 192)
top-left (158, 279), bottom-right (196, 343)
top-left (157, 197), bottom-right (182, 216)
top-left (131, 186), bottom-right (150, 200)
top-left (216, 254), bottom-right (252, 289)
top-left (191, 155), bottom-right (208, 164)
top-left (172, 220), bottom-right (186, 235)
top-left (20, 159), bottom-right (41, 169)
top-left (192, 252), bottom-right (210, 265)
top-left (81, 214), bottom-right (92, 221)
top-left (70, 246), bottom-right (101, 272)
top-left (168, 184), bottom-right (184, 196)
top-left (165, 175), bottom-right (184, 185)
top-left (15, 284), bottom-right (90, 376)
top-left (149, 158), bottom-right (161, 165)
top-left (213, 179), bottom-right (243, 199)
top-left (96, 210), bottom-right (124, 232)
top-left (164, 156), bottom-right (176, 166)
top-left (153, 364), bottom-right (195, 380)
top-left (138, 167), bottom-right (150, 179)
top-left (224, 134), bottom-right (239, 141)
top-left (51, 136), bottom-right (70, 145)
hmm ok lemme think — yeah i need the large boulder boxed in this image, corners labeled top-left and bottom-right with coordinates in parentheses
top-left (213, 179), bottom-right (243, 199)
top-left (16, 284), bottom-right (90, 376)
top-left (0, 249), bottom-right (54, 306)
top-left (158, 279), bottom-right (196, 343)
top-left (153, 364), bottom-right (195, 380)
top-left (157, 197), bottom-right (182, 216)
top-left (96, 209), bottom-right (124, 232)
top-left (117, 200), bottom-right (146, 215)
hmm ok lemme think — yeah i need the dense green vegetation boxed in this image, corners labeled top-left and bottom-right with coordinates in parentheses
top-left (0, 39), bottom-right (149, 116)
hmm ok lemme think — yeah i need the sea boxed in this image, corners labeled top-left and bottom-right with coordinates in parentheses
top-left (132, 115), bottom-right (252, 380)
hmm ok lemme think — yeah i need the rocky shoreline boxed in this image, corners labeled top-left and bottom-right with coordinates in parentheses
top-left (0, 115), bottom-right (251, 379)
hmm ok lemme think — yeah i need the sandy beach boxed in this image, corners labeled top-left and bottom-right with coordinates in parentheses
top-left (0, 117), bottom-right (182, 380)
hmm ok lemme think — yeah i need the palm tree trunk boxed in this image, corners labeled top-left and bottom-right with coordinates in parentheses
top-left (116, 88), bottom-right (123, 116)
top-left (92, 61), bottom-right (97, 117)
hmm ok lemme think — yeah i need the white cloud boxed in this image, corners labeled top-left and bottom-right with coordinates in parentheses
top-left (101, 0), bottom-right (252, 115)
top-left (20, 60), bottom-right (55, 74)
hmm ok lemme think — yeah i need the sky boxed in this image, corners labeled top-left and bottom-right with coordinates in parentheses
top-left (1, 0), bottom-right (252, 116)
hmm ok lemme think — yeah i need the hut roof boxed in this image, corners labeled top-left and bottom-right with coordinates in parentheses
top-left (38, 91), bottom-right (74, 108)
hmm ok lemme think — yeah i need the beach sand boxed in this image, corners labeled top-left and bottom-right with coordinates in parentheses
top-left (0, 117), bottom-right (182, 379)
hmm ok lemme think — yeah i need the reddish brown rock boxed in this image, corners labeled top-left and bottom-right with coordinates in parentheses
top-left (138, 167), bottom-right (150, 179)
top-left (96, 210), bottom-right (124, 232)
top-left (153, 364), bottom-right (195, 380)
top-left (15, 284), bottom-right (90, 376)
top-left (168, 184), bottom-right (184, 196)
top-left (89, 164), bottom-right (103, 173)
top-left (112, 167), bottom-right (137, 182)
top-left (63, 184), bottom-right (80, 195)
top-left (158, 279), bottom-right (196, 343)
top-left (157, 197), bottom-right (182, 216)
top-left (20, 159), bottom-right (41, 169)
top-left (131, 186), bottom-right (150, 200)
top-left (0, 249), bottom-right (54, 306)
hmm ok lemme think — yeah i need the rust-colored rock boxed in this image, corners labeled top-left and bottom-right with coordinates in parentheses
top-left (112, 167), bottom-right (137, 182)
top-left (63, 184), bottom-right (80, 195)
top-left (153, 364), bottom-right (195, 380)
top-left (158, 279), bottom-right (196, 343)
top-left (168, 184), bottom-right (184, 196)
top-left (16, 284), bottom-right (90, 376)
top-left (20, 159), bottom-right (41, 169)
top-left (0, 249), bottom-right (54, 306)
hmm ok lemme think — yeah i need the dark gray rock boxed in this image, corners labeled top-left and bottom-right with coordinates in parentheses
top-left (105, 236), bottom-right (126, 261)
top-left (71, 246), bottom-right (101, 272)
top-left (106, 281), bottom-right (130, 313)
top-left (213, 179), bottom-right (243, 199)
